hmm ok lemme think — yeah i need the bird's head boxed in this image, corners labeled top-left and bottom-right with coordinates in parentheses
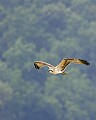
top-left (48, 68), bottom-right (54, 74)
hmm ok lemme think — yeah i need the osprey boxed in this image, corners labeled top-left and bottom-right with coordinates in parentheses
top-left (34, 58), bottom-right (90, 75)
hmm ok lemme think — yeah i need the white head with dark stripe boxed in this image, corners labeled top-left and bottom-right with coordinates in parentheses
top-left (48, 67), bottom-right (54, 74)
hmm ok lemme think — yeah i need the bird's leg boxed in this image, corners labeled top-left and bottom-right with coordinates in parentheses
top-left (61, 72), bottom-right (68, 75)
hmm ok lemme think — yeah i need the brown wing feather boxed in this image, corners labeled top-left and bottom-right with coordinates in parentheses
top-left (56, 58), bottom-right (90, 71)
top-left (56, 59), bottom-right (70, 70)
top-left (34, 61), bottom-right (54, 69)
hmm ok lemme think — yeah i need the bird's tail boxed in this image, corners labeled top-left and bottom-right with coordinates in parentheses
top-left (61, 72), bottom-right (68, 75)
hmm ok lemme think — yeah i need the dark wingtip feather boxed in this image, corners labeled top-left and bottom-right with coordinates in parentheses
top-left (79, 59), bottom-right (90, 66)
top-left (34, 63), bottom-right (40, 69)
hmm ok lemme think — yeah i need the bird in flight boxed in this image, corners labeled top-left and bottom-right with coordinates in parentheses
top-left (34, 58), bottom-right (90, 75)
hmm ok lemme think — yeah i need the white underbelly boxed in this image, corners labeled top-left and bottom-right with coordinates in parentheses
top-left (54, 68), bottom-right (62, 74)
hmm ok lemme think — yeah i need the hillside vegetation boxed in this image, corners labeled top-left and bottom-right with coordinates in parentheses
top-left (0, 0), bottom-right (96, 120)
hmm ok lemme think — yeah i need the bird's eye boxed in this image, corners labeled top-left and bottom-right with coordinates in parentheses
top-left (49, 70), bottom-right (53, 72)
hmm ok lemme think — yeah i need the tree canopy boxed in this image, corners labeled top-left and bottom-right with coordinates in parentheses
top-left (0, 0), bottom-right (96, 120)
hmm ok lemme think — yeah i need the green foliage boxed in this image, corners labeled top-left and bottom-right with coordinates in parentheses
top-left (0, 81), bottom-right (13, 106)
top-left (0, 0), bottom-right (96, 120)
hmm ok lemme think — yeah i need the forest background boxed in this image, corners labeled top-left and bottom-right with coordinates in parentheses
top-left (0, 0), bottom-right (96, 120)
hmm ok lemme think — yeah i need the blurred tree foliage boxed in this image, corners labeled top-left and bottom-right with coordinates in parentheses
top-left (0, 0), bottom-right (96, 120)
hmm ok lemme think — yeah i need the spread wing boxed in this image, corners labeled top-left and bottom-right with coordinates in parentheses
top-left (56, 58), bottom-right (90, 71)
top-left (34, 61), bottom-right (54, 69)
